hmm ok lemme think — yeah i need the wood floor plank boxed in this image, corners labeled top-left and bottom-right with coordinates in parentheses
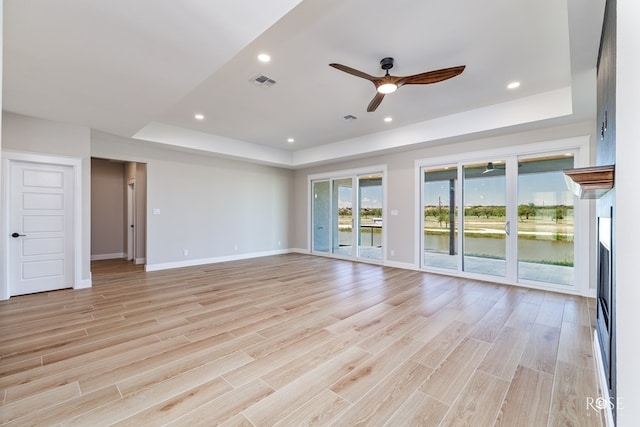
top-left (410, 320), bottom-right (472, 368)
top-left (243, 346), bottom-right (371, 426)
top-left (549, 361), bottom-right (602, 427)
top-left (274, 389), bottom-right (350, 427)
top-left (477, 326), bottom-right (530, 381)
top-left (520, 323), bottom-right (561, 375)
top-left (163, 380), bottom-right (275, 427)
top-left (419, 337), bottom-right (491, 405)
top-left (334, 360), bottom-right (432, 427)
top-left (111, 376), bottom-right (234, 427)
top-left (383, 390), bottom-right (449, 426)
top-left (261, 330), bottom-right (364, 390)
top-left (65, 352), bottom-right (248, 426)
top-left (495, 365), bottom-right (554, 426)
top-left (3, 385), bottom-right (121, 427)
top-left (330, 335), bottom-right (424, 403)
top-left (438, 370), bottom-right (510, 426)
top-left (557, 321), bottom-right (595, 370)
top-left (0, 381), bottom-right (81, 425)
top-left (5, 334), bottom-right (189, 402)
top-left (0, 255), bottom-right (601, 426)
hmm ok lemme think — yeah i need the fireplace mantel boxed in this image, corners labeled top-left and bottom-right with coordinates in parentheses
top-left (563, 165), bottom-right (615, 199)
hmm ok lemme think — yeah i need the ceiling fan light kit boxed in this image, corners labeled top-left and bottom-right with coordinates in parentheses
top-left (329, 57), bottom-right (465, 112)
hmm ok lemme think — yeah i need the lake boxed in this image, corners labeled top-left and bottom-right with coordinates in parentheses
top-left (338, 230), bottom-right (573, 265)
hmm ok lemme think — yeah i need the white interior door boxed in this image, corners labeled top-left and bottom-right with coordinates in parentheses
top-left (9, 161), bottom-right (74, 296)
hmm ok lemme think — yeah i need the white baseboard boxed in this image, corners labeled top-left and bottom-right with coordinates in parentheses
top-left (91, 252), bottom-right (125, 261)
top-left (145, 249), bottom-right (291, 272)
top-left (593, 330), bottom-right (615, 427)
top-left (134, 257), bottom-right (146, 265)
top-left (75, 278), bottom-right (92, 289)
top-left (384, 260), bottom-right (420, 271)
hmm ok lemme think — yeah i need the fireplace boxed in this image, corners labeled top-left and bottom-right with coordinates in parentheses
top-left (596, 213), bottom-right (615, 396)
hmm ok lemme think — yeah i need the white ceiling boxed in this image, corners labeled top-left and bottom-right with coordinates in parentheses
top-left (3, 0), bottom-right (605, 168)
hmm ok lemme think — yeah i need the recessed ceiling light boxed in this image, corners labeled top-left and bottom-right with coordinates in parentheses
top-left (287, 138), bottom-right (295, 143)
top-left (384, 117), bottom-right (393, 123)
top-left (258, 53), bottom-right (271, 63)
top-left (194, 113), bottom-right (204, 120)
top-left (507, 81), bottom-right (521, 89)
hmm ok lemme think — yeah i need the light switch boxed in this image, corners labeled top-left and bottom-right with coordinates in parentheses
top-left (153, 208), bottom-right (161, 215)
top-left (391, 210), bottom-right (399, 216)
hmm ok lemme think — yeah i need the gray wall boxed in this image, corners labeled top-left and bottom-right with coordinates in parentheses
top-left (91, 131), bottom-right (294, 269)
top-left (91, 158), bottom-right (125, 258)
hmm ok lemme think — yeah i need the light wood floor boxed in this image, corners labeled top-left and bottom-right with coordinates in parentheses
top-left (0, 254), bottom-right (604, 426)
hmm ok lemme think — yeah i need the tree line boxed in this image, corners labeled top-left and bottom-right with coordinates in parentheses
top-left (338, 207), bottom-right (382, 218)
top-left (423, 203), bottom-right (572, 227)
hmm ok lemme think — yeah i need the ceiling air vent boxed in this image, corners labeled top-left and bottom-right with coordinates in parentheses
top-left (342, 114), bottom-right (357, 121)
top-left (250, 74), bottom-right (277, 88)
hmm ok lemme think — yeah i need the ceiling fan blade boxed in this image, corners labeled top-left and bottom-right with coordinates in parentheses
top-left (367, 92), bottom-right (385, 112)
top-left (396, 65), bottom-right (466, 86)
top-left (329, 63), bottom-right (377, 82)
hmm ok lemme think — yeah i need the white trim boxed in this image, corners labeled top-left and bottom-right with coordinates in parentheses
top-left (1, 150), bottom-right (85, 299)
top-left (91, 253), bottom-right (126, 261)
top-left (145, 249), bottom-right (290, 272)
top-left (593, 330), bottom-right (615, 427)
top-left (385, 260), bottom-right (420, 271)
top-left (76, 278), bottom-right (92, 289)
top-left (134, 257), bottom-right (146, 265)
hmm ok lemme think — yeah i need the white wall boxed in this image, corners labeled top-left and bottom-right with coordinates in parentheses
top-left (1, 112), bottom-right (92, 285)
top-left (91, 131), bottom-right (294, 270)
top-left (0, 0), bottom-right (4, 297)
top-left (614, 1), bottom-right (640, 424)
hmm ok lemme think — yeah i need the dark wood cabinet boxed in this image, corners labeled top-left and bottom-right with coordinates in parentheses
top-left (597, 0), bottom-right (616, 167)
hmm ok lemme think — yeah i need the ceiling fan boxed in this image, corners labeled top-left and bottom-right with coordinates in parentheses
top-left (329, 57), bottom-right (465, 112)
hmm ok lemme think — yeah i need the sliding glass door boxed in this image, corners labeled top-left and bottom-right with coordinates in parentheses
top-left (358, 175), bottom-right (383, 260)
top-left (423, 166), bottom-right (458, 270)
top-left (311, 169), bottom-right (384, 262)
top-left (312, 180), bottom-right (330, 253)
top-left (517, 155), bottom-right (575, 285)
top-left (462, 161), bottom-right (507, 277)
top-left (332, 178), bottom-right (353, 257)
top-left (421, 152), bottom-right (577, 288)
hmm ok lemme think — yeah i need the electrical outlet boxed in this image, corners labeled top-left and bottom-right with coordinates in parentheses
top-left (278, 241), bottom-right (281, 247)
top-left (183, 249), bottom-right (188, 256)
top-left (390, 249), bottom-right (395, 256)
top-left (234, 244), bottom-right (238, 251)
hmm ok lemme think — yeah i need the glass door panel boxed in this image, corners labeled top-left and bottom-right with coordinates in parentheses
top-left (312, 180), bottom-right (330, 253)
top-left (358, 175), bottom-right (383, 260)
top-left (462, 161), bottom-right (507, 277)
top-left (423, 166), bottom-right (458, 269)
top-left (332, 178), bottom-right (353, 256)
top-left (517, 155), bottom-right (575, 285)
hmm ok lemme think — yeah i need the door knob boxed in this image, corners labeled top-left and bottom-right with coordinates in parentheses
top-left (11, 232), bottom-right (26, 238)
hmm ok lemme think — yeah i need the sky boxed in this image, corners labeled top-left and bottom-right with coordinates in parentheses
top-left (424, 171), bottom-right (573, 206)
top-left (332, 169), bottom-right (573, 211)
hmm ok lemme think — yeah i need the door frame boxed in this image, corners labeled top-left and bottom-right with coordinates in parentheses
top-left (1, 150), bottom-right (83, 300)
top-left (414, 136), bottom-right (592, 296)
top-left (127, 178), bottom-right (136, 261)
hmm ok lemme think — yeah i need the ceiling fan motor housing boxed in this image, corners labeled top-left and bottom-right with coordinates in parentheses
top-left (380, 57), bottom-right (394, 71)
